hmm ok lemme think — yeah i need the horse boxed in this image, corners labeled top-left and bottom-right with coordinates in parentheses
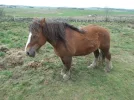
top-left (25, 18), bottom-right (113, 80)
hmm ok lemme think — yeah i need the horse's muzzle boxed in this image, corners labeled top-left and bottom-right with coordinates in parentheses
top-left (26, 48), bottom-right (36, 57)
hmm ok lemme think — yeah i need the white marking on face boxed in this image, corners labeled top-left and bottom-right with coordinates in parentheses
top-left (25, 32), bottom-right (32, 52)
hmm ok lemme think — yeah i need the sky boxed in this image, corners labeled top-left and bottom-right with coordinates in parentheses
top-left (0, 0), bottom-right (134, 9)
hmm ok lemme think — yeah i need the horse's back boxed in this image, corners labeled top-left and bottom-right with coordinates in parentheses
top-left (55, 24), bottom-right (111, 56)
top-left (80, 24), bottom-right (111, 52)
top-left (82, 24), bottom-right (110, 36)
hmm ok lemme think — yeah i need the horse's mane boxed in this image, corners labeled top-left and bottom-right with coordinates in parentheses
top-left (64, 23), bottom-right (85, 34)
top-left (29, 19), bottom-right (85, 45)
top-left (42, 21), bottom-right (85, 44)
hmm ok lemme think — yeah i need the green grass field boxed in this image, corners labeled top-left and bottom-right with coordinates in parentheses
top-left (0, 7), bottom-right (134, 100)
top-left (3, 7), bottom-right (134, 18)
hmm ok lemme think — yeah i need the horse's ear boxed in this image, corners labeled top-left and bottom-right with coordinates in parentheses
top-left (33, 18), bottom-right (38, 21)
top-left (40, 18), bottom-right (45, 26)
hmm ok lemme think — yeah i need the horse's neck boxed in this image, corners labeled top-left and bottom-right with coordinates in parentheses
top-left (46, 28), bottom-right (79, 49)
top-left (46, 39), bottom-right (56, 47)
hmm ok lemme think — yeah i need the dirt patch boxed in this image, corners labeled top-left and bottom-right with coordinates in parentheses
top-left (1, 49), bottom-right (26, 67)
top-left (26, 61), bottom-right (43, 69)
top-left (0, 45), bottom-right (9, 53)
top-left (0, 45), bottom-right (57, 70)
top-left (24, 57), bottom-right (57, 70)
top-left (0, 64), bottom-right (6, 70)
top-left (128, 24), bottom-right (134, 29)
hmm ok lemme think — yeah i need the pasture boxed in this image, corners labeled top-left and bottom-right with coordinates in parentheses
top-left (3, 6), bottom-right (134, 18)
top-left (0, 7), bottom-right (134, 100)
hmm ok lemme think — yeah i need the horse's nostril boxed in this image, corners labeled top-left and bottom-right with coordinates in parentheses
top-left (26, 52), bottom-right (29, 55)
top-left (26, 49), bottom-right (35, 57)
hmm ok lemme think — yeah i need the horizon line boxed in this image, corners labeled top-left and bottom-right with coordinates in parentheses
top-left (0, 4), bottom-right (134, 10)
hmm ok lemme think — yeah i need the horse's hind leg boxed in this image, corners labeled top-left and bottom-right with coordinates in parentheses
top-left (99, 50), bottom-right (106, 65)
top-left (60, 56), bottom-right (72, 80)
top-left (101, 49), bottom-right (113, 72)
top-left (105, 51), bottom-right (113, 72)
top-left (88, 49), bottom-right (99, 68)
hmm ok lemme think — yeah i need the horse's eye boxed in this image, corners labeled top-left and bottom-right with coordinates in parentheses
top-left (33, 35), bottom-right (37, 39)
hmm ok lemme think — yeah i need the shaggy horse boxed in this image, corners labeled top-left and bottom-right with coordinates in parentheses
top-left (25, 18), bottom-right (113, 80)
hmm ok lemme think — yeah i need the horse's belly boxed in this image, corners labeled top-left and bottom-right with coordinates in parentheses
top-left (74, 50), bottom-right (92, 56)
top-left (74, 43), bottom-right (98, 56)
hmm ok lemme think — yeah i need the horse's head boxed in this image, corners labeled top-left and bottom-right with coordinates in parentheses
top-left (25, 18), bottom-right (46, 57)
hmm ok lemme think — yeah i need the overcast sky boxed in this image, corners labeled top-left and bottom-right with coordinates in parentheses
top-left (0, 0), bottom-right (134, 9)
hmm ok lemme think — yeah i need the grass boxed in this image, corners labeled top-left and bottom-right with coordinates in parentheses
top-left (0, 21), bottom-right (29, 48)
top-left (0, 51), bottom-right (6, 57)
top-left (0, 20), bottom-right (134, 99)
top-left (3, 7), bottom-right (134, 18)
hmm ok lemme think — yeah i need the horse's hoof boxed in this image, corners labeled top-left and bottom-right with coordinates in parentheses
top-left (104, 65), bottom-right (113, 72)
top-left (61, 70), bottom-right (65, 76)
top-left (111, 65), bottom-right (113, 69)
top-left (63, 74), bottom-right (70, 81)
top-left (87, 64), bottom-right (94, 68)
top-left (104, 68), bottom-right (110, 73)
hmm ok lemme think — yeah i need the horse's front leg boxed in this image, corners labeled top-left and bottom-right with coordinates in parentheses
top-left (60, 56), bottom-right (72, 80)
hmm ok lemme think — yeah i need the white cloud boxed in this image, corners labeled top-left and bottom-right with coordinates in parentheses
top-left (0, 0), bottom-right (134, 9)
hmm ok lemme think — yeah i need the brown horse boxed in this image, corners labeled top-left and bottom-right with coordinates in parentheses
top-left (25, 18), bottom-right (113, 80)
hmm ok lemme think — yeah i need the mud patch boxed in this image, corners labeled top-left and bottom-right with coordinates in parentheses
top-left (24, 57), bottom-right (57, 70)
top-left (1, 49), bottom-right (25, 67)
top-left (0, 64), bottom-right (6, 70)
top-left (0, 45), bottom-right (9, 53)
top-left (26, 61), bottom-right (43, 69)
